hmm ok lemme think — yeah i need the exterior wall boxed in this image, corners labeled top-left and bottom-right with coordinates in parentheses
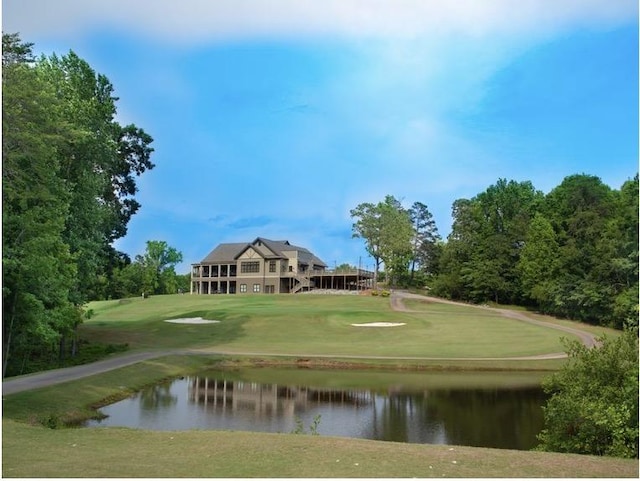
top-left (281, 250), bottom-right (298, 273)
top-left (191, 240), bottom-right (358, 295)
top-left (191, 258), bottom-right (285, 295)
top-left (236, 277), bottom-right (268, 294)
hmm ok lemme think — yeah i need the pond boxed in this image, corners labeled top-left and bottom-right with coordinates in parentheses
top-left (87, 368), bottom-right (549, 450)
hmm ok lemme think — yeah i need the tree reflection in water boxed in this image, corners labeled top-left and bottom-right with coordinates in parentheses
top-left (91, 372), bottom-right (546, 450)
top-left (139, 382), bottom-right (178, 410)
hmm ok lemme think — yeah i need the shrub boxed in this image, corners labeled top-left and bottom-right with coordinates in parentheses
top-left (537, 328), bottom-right (638, 458)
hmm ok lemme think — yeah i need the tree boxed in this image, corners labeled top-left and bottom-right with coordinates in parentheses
top-left (517, 213), bottom-right (560, 310)
top-left (377, 196), bottom-right (414, 287)
top-left (541, 174), bottom-right (620, 323)
top-left (2, 34), bottom-right (154, 375)
top-left (351, 195), bottom-right (414, 287)
top-left (351, 201), bottom-right (383, 284)
top-left (435, 179), bottom-right (542, 304)
top-left (135, 241), bottom-right (184, 295)
top-left (537, 329), bottom-right (638, 458)
top-left (408, 201), bottom-right (440, 282)
top-left (2, 34), bottom-right (78, 376)
top-left (35, 51), bottom-right (154, 306)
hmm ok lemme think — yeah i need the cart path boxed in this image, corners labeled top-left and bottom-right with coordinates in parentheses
top-left (2, 292), bottom-right (598, 395)
top-left (390, 290), bottom-right (599, 349)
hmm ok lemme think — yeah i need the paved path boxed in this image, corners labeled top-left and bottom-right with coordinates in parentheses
top-left (391, 290), bottom-right (599, 351)
top-left (2, 292), bottom-right (598, 395)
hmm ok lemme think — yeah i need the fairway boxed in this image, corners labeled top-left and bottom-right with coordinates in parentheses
top-left (83, 293), bottom-right (578, 359)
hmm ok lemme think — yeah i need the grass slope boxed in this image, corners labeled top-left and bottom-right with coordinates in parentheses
top-left (81, 294), bottom-right (600, 358)
top-left (3, 294), bottom-right (631, 478)
top-left (3, 419), bottom-right (637, 478)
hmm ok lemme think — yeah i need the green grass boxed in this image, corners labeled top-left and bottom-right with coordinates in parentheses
top-left (405, 297), bottom-right (622, 338)
top-left (4, 419), bottom-right (637, 478)
top-left (3, 293), bottom-right (631, 478)
top-left (80, 293), bottom-right (603, 358)
top-left (1, 355), bottom-right (219, 425)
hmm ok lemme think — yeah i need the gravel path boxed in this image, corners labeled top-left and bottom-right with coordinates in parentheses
top-left (2, 292), bottom-right (598, 395)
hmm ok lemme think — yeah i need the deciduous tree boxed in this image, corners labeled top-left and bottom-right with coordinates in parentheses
top-left (2, 35), bottom-right (78, 376)
top-left (136, 241), bottom-right (184, 295)
top-left (351, 196), bottom-right (414, 287)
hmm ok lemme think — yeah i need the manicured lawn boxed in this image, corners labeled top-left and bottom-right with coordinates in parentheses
top-left (4, 293), bottom-right (630, 479)
top-left (3, 419), bottom-right (637, 478)
top-left (81, 293), bottom-right (593, 358)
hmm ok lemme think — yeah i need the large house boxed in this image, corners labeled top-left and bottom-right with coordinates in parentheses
top-left (190, 237), bottom-right (373, 294)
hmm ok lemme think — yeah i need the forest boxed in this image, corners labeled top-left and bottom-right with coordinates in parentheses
top-left (1, 34), bottom-right (184, 377)
top-left (351, 175), bottom-right (638, 330)
top-left (3, 33), bottom-right (638, 378)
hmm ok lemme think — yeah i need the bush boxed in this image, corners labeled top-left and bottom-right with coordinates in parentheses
top-left (537, 328), bottom-right (638, 458)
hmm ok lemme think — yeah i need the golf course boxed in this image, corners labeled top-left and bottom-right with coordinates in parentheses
top-left (2, 291), bottom-right (637, 478)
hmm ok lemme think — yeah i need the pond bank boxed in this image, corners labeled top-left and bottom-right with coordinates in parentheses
top-left (2, 350), bottom-right (564, 395)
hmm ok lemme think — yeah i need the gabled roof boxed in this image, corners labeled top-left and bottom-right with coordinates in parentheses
top-left (198, 237), bottom-right (327, 267)
top-left (258, 238), bottom-right (327, 267)
top-left (200, 242), bottom-right (247, 263)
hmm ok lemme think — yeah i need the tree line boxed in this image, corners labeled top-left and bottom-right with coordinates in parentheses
top-left (351, 174), bottom-right (638, 329)
top-left (2, 34), bottom-right (173, 376)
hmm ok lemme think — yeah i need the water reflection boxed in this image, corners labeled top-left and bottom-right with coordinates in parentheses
top-left (88, 371), bottom-right (546, 450)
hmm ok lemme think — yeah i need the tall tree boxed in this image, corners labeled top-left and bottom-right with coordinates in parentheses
top-left (2, 34), bottom-right (154, 375)
top-left (136, 241), bottom-right (184, 295)
top-left (351, 196), bottom-right (414, 287)
top-left (2, 35), bottom-right (78, 376)
top-left (436, 179), bottom-right (542, 304)
top-left (377, 196), bottom-right (414, 287)
top-left (517, 213), bottom-right (560, 310)
top-left (351, 202), bottom-right (383, 285)
top-left (607, 175), bottom-right (639, 328)
top-left (408, 201), bottom-right (440, 282)
top-left (541, 174), bottom-right (617, 323)
top-left (35, 51), bottom-right (154, 305)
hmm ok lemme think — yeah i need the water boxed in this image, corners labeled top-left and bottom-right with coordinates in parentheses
top-left (87, 369), bottom-right (548, 450)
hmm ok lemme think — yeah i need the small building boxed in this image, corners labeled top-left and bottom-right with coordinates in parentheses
top-left (190, 237), bottom-right (373, 294)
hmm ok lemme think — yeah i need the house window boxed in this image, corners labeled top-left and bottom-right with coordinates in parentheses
top-left (240, 284), bottom-right (247, 293)
top-left (253, 284), bottom-right (261, 293)
top-left (265, 285), bottom-right (275, 294)
top-left (241, 261), bottom-right (260, 273)
top-left (269, 261), bottom-right (276, 273)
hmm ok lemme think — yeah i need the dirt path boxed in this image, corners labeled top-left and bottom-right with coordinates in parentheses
top-left (2, 293), bottom-right (598, 395)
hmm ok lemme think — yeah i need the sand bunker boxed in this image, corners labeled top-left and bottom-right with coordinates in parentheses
top-left (351, 322), bottom-right (406, 327)
top-left (164, 317), bottom-right (220, 324)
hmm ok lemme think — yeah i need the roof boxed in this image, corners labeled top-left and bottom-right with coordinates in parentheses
top-left (198, 237), bottom-right (327, 267)
top-left (200, 242), bottom-right (247, 263)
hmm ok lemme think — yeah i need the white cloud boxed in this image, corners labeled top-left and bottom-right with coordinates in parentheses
top-left (4, 0), bottom-right (636, 44)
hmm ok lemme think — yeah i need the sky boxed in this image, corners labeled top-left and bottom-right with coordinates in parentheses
top-left (3, 0), bottom-right (638, 273)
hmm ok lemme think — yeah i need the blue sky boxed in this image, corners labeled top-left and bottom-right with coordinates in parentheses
top-left (3, 0), bottom-right (638, 273)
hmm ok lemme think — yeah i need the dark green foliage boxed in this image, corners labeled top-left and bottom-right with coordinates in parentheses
top-left (408, 201), bottom-right (441, 282)
top-left (351, 196), bottom-right (438, 288)
top-left (103, 241), bottom-right (185, 299)
top-left (2, 33), bottom-right (154, 377)
top-left (432, 174), bottom-right (638, 328)
top-left (2, 35), bottom-right (78, 377)
top-left (433, 179), bottom-right (543, 304)
top-left (537, 329), bottom-right (638, 458)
